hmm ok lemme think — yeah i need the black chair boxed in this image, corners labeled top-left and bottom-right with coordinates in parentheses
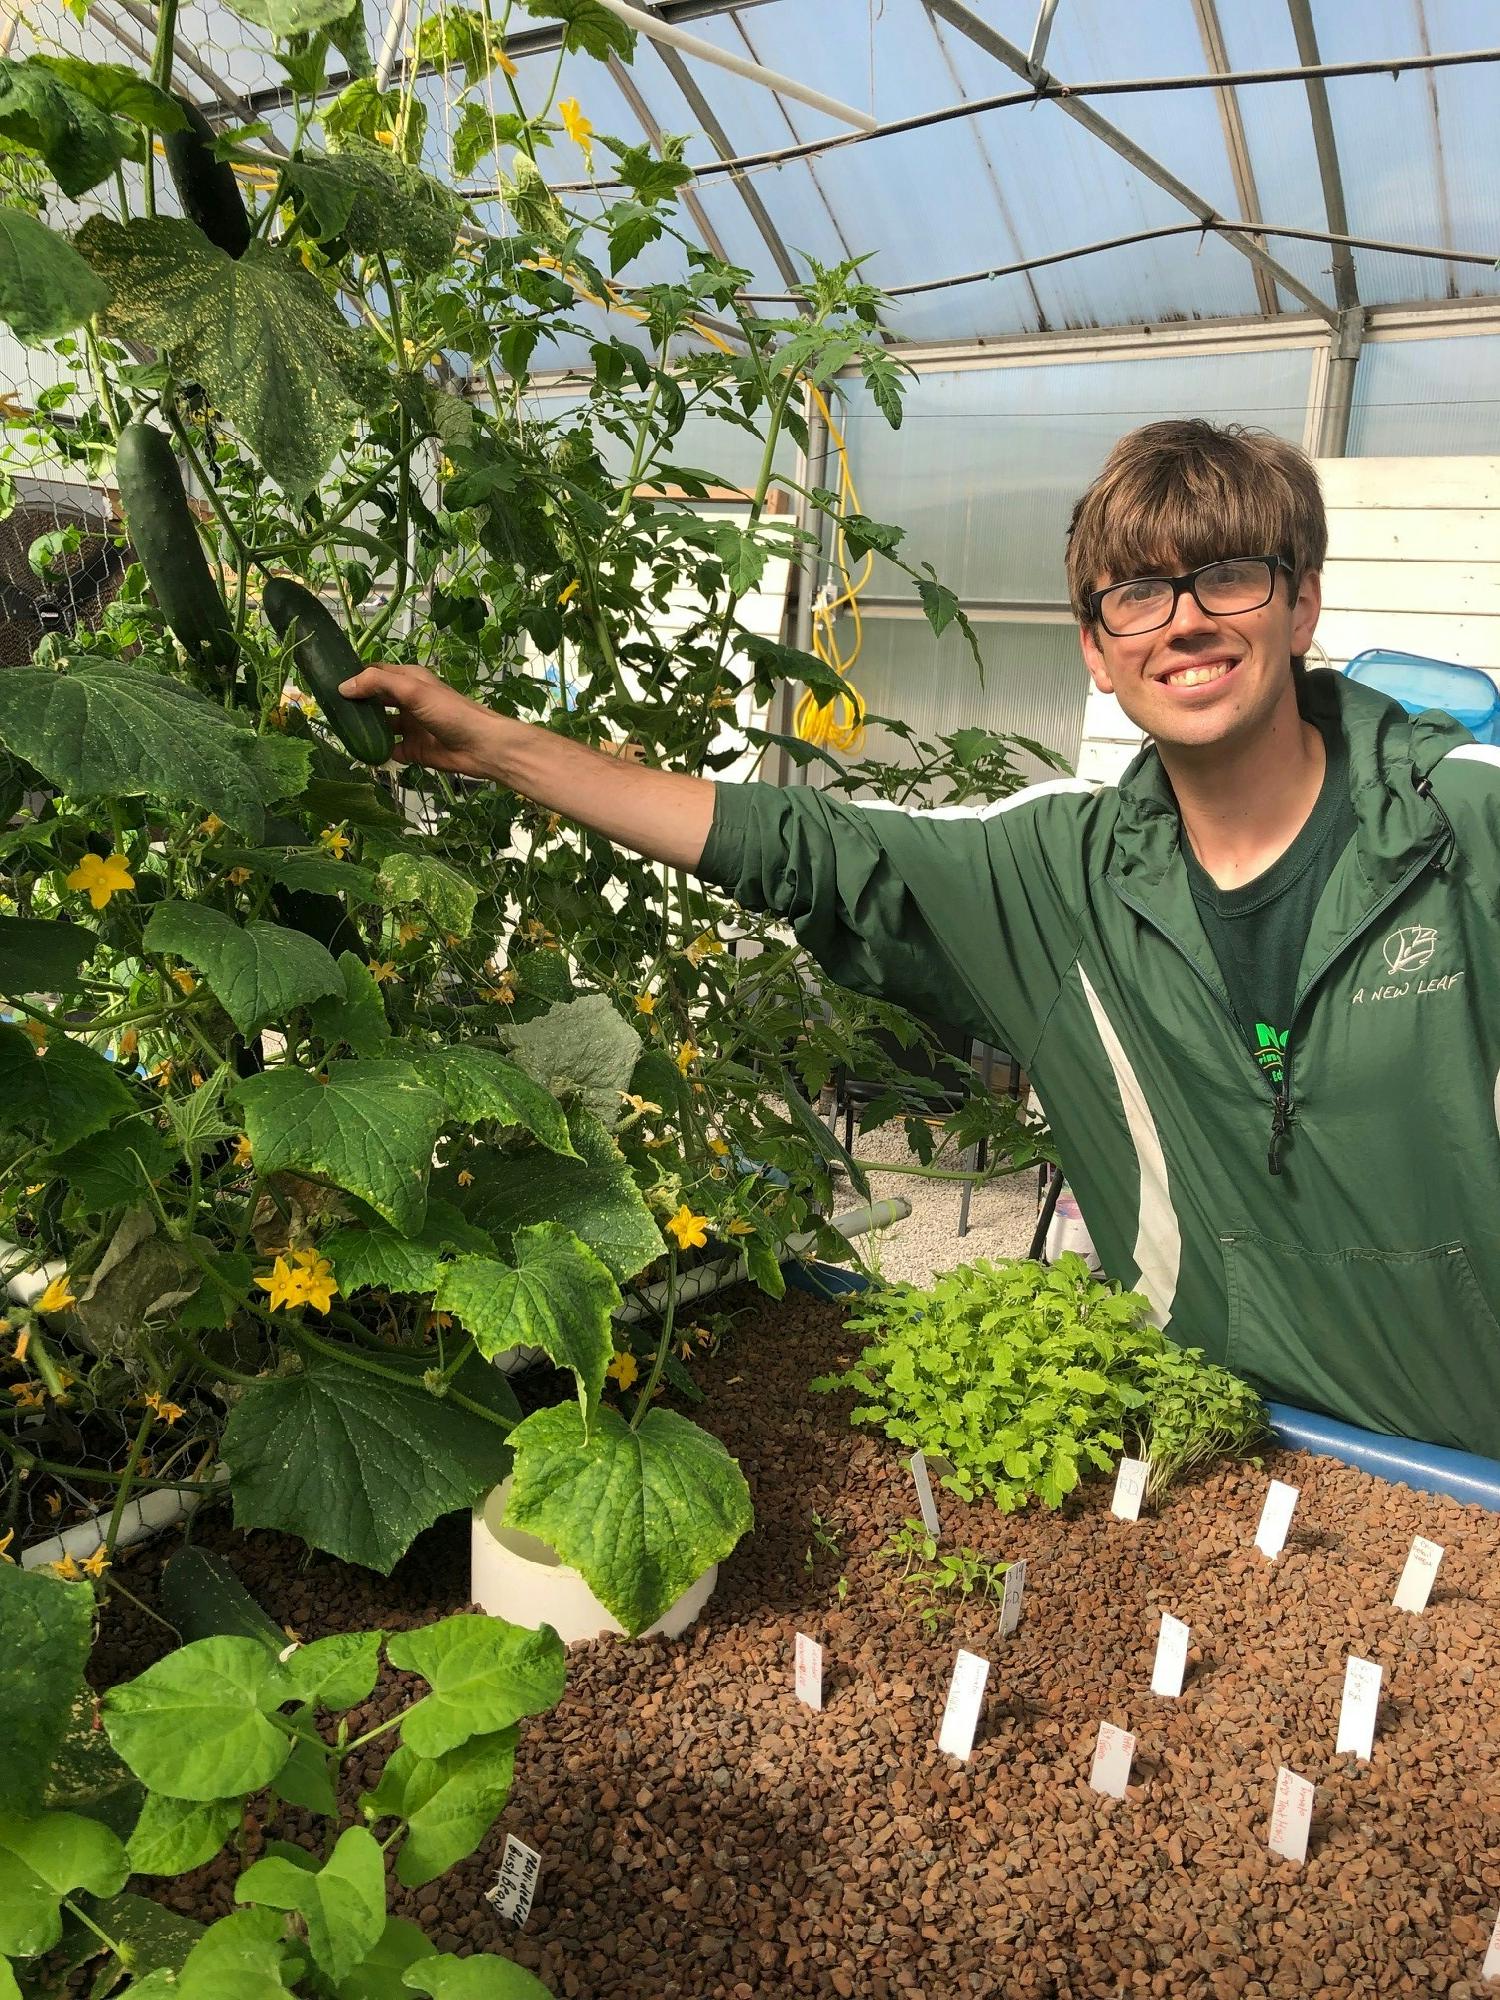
top-left (828, 1021), bottom-right (1022, 1237)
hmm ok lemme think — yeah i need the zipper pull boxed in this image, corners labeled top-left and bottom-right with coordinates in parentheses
top-left (1268, 1091), bottom-right (1291, 1175)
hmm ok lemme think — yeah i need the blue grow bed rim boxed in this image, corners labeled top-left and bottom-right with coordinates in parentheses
top-left (784, 1255), bottom-right (1500, 1513)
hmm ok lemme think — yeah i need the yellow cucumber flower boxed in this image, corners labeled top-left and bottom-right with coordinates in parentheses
top-left (66, 851), bottom-right (134, 910)
top-left (559, 97), bottom-right (594, 168)
top-left (665, 1204), bottom-right (709, 1251)
top-left (36, 1274), bottom-right (76, 1315)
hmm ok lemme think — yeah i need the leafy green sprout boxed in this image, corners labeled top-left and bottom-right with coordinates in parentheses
top-left (802, 1508), bottom-right (849, 1603)
top-left (813, 1254), bottom-right (1266, 1514)
top-left (882, 1517), bottom-right (1009, 1630)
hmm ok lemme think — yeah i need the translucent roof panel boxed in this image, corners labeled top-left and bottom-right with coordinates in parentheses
top-left (7, 0), bottom-right (1499, 348)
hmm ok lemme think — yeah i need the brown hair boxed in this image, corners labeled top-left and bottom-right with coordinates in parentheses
top-left (1065, 419), bottom-right (1327, 625)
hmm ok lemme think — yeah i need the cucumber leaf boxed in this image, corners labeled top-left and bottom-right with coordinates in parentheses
top-left (0, 1566), bottom-right (93, 1816)
top-left (77, 217), bottom-right (383, 501)
top-left (0, 206), bottom-right (111, 345)
top-left (221, 1358), bottom-right (515, 1572)
top-left (0, 1024), bottom-right (134, 1154)
top-left (503, 1403), bottom-right (752, 1636)
top-left (0, 58), bottom-right (128, 197)
top-left (143, 902), bottom-right (343, 1037)
top-left (323, 1196), bottom-right (494, 1296)
top-left (233, 1058), bottom-right (446, 1235)
top-left (410, 1045), bottom-right (575, 1157)
top-left (0, 663), bottom-right (277, 838)
top-left (455, 1107), bottom-right (663, 1283)
top-left (434, 1223), bottom-right (618, 1433)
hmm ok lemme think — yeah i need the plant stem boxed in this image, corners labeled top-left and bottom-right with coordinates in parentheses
top-left (346, 1710), bottom-right (405, 1752)
top-left (63, 1898), bottom-right (125, 1959)
top-left (150, 0), bottom-right (180, 90)
top-left (629, 1246), bottom-right (677, 1430)
top-left (164, 408), bottom-right (255, 571)
top-left (438, 1333), bottom-right (476, 1387)
top-left (105, 1572), bottom-right (184, 1637)
top-left (100, 1405), bottom-right (155, 1559)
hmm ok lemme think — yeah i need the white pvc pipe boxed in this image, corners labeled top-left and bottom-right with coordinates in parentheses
top-left (585, 0), bottom-right (879, 134)
top-left (20, 1464), bottom-right (231, 1572)
top-left (0, 1237), bottom-right (66, 1308)
top-left (374, 0), bottom-right (411, 92)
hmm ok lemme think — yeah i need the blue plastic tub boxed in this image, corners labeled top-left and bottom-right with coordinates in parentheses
top-left (1344, 647), bottom-right (1500, 744)
top-left (786, 1257), bottom-right (1500, 1512)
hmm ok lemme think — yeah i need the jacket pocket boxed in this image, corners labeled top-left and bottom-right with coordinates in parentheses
top-left (1220, 1231), bottom-right (1500, 1456)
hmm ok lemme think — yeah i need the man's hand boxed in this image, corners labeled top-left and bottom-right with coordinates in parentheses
top-left (338, 663), bottom-right (502, 779)
top-left (339, 661), bottom-right (717, 870)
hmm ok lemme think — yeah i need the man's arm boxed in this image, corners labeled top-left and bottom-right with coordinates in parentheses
top-left (338, 664), bottom-right (716, 870)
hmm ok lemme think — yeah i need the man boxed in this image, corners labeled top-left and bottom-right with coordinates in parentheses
top-left (344, 419), bottom-right (1500, 1459)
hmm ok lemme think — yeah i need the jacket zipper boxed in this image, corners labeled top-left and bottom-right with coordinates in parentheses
top-left (1114, 812), bottom-right (1450, 1178)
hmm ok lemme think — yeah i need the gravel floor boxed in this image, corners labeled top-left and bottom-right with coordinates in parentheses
top-left (93, 1287), bottom-right (1500, 2000)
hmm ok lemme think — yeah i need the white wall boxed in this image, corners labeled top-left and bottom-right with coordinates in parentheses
top-left (1074, 455), bottom-right (1500, 785)
top-left (1314, 457), bottom-right (1500, 680)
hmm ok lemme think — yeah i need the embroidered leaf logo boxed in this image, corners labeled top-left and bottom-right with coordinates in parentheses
top-left (1381, 925), bottom-right (1437, 975)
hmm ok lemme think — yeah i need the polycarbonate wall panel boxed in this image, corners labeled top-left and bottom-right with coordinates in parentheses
top-left (1348, 335), bottom-right (1500, 456)
top-left (837, 345), bottom-right (1317, 604)
top-left (839, 616), bottom-right (1089, 784)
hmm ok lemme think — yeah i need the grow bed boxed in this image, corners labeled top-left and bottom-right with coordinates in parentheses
top-left (89, 1286), bottom-right (1500, 2000)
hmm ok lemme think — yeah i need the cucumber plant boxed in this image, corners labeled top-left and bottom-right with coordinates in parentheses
top-left (0, 0), bottom-right (1043, 1642)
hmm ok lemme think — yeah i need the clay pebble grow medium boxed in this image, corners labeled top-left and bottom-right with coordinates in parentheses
top-left (87, 1285), bottom-right (1500, 2000)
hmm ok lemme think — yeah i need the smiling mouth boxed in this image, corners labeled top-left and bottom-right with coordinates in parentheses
top-left (1158, 660), bottom-right (1236, 689)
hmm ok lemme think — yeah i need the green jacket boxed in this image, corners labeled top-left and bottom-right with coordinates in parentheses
top-left (700, 673), bottom-right (1500, 1460)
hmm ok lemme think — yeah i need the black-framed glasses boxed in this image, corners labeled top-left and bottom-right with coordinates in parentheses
top-left (1087, 555), bottom-right (1293, 637)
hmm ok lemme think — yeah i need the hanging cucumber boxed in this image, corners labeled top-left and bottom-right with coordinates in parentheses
top-left (114, 421), bottom-right (238, 678)
top-left (163, 98), bottom-right (252, 260)
top-left (262, 576), bottom-right (396, 767)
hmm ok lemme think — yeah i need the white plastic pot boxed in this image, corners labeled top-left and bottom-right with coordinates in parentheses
top-left (471, 1475), bottom-right (718, 1645)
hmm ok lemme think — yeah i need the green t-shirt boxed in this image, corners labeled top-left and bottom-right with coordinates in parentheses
top-left (1182, 724), bottom-right (1357, 1089)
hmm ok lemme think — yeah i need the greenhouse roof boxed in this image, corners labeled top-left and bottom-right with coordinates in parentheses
top-left (12, 0), bottom-right (1498, 353)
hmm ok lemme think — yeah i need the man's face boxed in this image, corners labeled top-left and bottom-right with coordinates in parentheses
top-left (1079, 555), bottom-right (1322, 753)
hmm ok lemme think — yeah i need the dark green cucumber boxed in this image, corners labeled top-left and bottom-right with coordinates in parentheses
top-left (262, 576), bottom-right (396, 766)
top-left (164, 97), bottom-right (252, 259)
top-left (115, 421), bottom-right (238, 677)
top-left (159, 1547), bottom-right (285, 1654)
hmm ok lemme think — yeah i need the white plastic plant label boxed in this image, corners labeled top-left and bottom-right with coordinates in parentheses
top-left (1253, 1477), bottom-right (1300, 1559)
top-left (937, 1648), bottom-right (989, 1760)
top-left (1150, 1612), bottom-right (1190, 1699)
top-left (909, 1450), bottom-right (941, 1537)
top-left (1088, 1721), bottom-right (1135, 1799)
top-left (998, 1557), bottom-right (1026, 1639)
top-left (485, 1834), bottom-right (542, 1926)
top-left (1268, 1767), bottom-right (1314, 1865)
top-left (1392, 1534), bottom-right (1444, 1614)
top-left (1483, 1904), bottom-right (1500, 1981)
top-left (794, 1632), bottom-right (823, 1712)
top-left (1110, 1457), bottom-right (1151, 1521)
top-left (1335, 1655), bottom-right (1383, 1761)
